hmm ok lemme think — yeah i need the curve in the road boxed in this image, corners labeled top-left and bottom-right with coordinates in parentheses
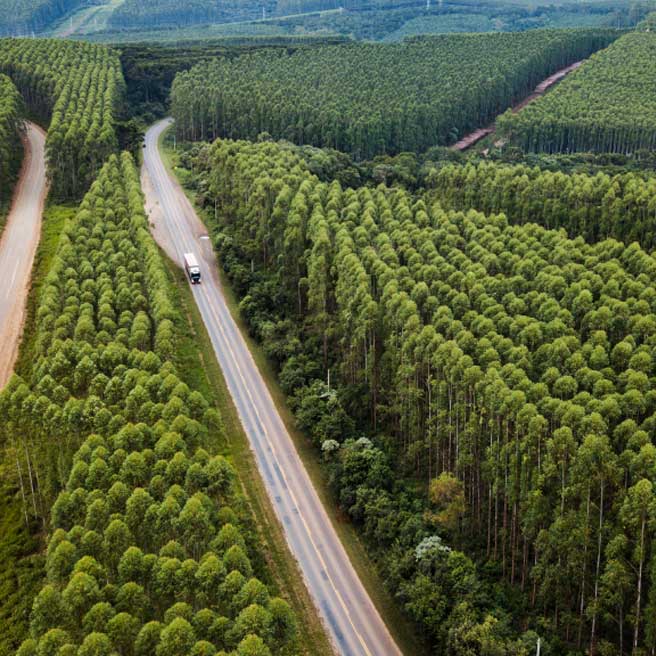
top-left (142, 119), bottom-right (403, 656)
top-left (0, 122), bottom-right (47, 389)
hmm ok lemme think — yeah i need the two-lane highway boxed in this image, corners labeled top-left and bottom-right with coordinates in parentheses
top-left (0, 123), bottom-right (47, 389)
top-left (142, 119), bottom-right (403, 656)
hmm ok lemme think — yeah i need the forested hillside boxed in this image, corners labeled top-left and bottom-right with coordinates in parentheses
top-left (109, 0), bottom-right (277, 30)
top-left (86, 0), bottom-right (645, 44)
top-left (498, 31), bottom-right (656, 154)
top-left (183, 136), bottom-right (656, 654)
top-left (0, 0), bottom-right (94, 36)
top-left (119, 37), bottom-right (346, 120)
top-left (109, 0), bottom-right (360, 30)
top-left (1, 152), bottom-right (297, 656)
top-left (107, 0), bottom-right (439, 32)
top-left (428, 161), bottom-right (656, 249)
top-left (277, 0), bottom-right (642, 41)
top-left (0, 74), bottom-right (22, 205)
top-left (171, 29), bottom-right (617, 159)
top-left (0, 39), bottom-right (124, 197)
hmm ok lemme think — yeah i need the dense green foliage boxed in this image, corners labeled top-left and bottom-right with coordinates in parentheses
top-left (0, 0), bottom-right (94, 36)
top-left (428, 161), bottom-right (656, 249)
top-left (171, 29), bottom-right (617, 160)
top-left (109, 0), bottom-right (275, 30)
top-left (119, 43), bottom-right (239, 121)
top-left (186, 137), bottom-right (656, 654)
top-left (118, 38), bottom-right (346, 121)
top-left (638, 8), bottom-right (656, 26)
top-left (0, 476), bottom-right (43, 656)
top-left (0, 202), bottom-right (74, 656)
top-left (0, 152), bottom-right (296, 656)
top-left (0, 73), bottom-right (22, 205)
top-left (0, 38), bottom-right (124, 198)
top-left (498, 31), bottom-right (656, 154)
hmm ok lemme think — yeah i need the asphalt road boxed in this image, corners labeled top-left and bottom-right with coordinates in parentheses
top-left (0, 123), bottom-right (47, 389)
top-left (143, 119), bottom-right (403, 656)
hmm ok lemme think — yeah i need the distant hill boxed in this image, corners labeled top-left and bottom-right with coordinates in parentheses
top-left (107, 0), bottom-right (367, 30)
top-left (0, 0), bottom-right (96, 36)
top-left (4, 0), bottom-right (648, 41)
top-left (93, 0), bottom-right (646, 44)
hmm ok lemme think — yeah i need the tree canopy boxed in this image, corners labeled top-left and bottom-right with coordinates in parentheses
top-left (498, 32), bottom-right (656, 154)
top-left (171, 28), bottom-right (618, 159)
top-left (186, 135), bottom-right (656, 653)
top-left (0, 73), bottom-right (22, 205)
top-left (0, 38), bottom-right (124, 197)
top-left (428, 160), bottom-right (656, 249)
top-left (1, 152), bottom-right (297, 655)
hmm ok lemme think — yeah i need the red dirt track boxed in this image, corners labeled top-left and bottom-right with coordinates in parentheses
top-left (0, 123), bottom-right (47, 389)
top-left (451, 60), bottom-right (582, 151)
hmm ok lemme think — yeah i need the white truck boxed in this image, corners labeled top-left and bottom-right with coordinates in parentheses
top-left (184, 252), bottom-right (201, 284)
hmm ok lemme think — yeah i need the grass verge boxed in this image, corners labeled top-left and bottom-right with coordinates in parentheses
top-left (160, 134), bottom-right (428, 656)
top-left (160, 252), bottom-right (334, 656)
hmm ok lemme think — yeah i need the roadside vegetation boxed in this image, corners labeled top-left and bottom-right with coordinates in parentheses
top-left (159, 250), bottom-right (334, 656)
top-left (0, 74), bottom-right (22, 213)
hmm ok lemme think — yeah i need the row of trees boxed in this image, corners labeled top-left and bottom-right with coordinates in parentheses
top-left (170, 28), bottom-right (618, 159)
top-left (0, 0), bottom-right (91, 36)
top-left (0, 73), bottom-right (22, 204)
top-left (0, 38), bottom-right (124, 198)
top-left (189, 136), bottom-right (656, 654)
top-left (428, 161), bottom-right (656, 249)
top-left (0, 152), bottom-right (296, 656)
top-left (498, 32), bottom-right (656, 155)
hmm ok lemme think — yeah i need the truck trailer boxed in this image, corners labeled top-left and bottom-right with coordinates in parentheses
top-left (184, 252), bottom-right (201, 284)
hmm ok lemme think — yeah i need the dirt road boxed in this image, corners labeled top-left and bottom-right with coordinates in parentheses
top-left (451, 60), bottom-right (583, 151)
top-left (0, 123), bottom-right (47, 390)
top-left (143, 119), bottom-right (403, 656)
